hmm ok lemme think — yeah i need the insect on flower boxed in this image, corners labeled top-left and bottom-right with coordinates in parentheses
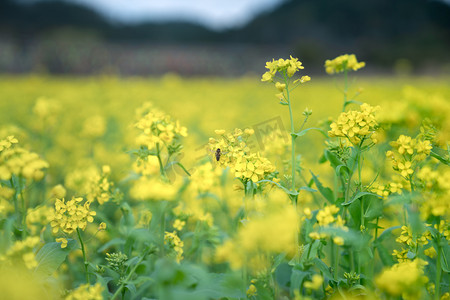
top-left (213, 148), bottom-right (228, 161)
top-left (215, 148), bottom-right (222, 161)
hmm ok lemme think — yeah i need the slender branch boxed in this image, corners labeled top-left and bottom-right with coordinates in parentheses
top-left (155, 143), bottom-right (166, 177)
top-left (76, 228), bottom-right (90, 283)
top-left (435, 237), bottom-right (442, 300)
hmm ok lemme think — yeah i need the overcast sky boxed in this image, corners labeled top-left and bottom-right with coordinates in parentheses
top-left (65, 0), bottom-right (286, 30)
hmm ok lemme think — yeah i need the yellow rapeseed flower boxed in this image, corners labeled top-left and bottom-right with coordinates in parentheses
top-left (325, 54), bottom-right (365, 74)
top-left (51, 197), bottom-right (96, 234)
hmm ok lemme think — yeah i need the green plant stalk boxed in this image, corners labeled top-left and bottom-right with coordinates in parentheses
top-left (10, 178), bottom-right (20, 226)
top-left (349, 247), bottom-right (355, 273)
top-left (76, 228), bottom-right (90, 283)
top-left (10, 177), bottom-right (27, 237)
top-left (282, 73), bottom-right (297, 196)
top-left (332, 240), bottom-right (339, 280)
top-left (19, 177), bottom-right (27, 238)
top-left (342, 67), bottom-right (348, 111)
top-left (306, 241), bottom-right (313, 260)
top-left (371, 217), bottom-right (380, 279)
top-left (287, 92), bottom-right (296, 194)
top-left (435, 242), bottom-right (442, 300)
top-left (409, 176), bottom-right (415, 192)
top-left (111, 247), bottom-right (153, 300)
top-left (156, 143), bottom-right (166, 177)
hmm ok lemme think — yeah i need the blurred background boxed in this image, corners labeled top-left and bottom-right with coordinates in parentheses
top-left (0, 0), bottom-right (449, 76)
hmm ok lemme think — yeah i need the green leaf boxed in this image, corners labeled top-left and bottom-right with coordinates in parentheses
top-left (256, 179), bottom-right (298, 196)
top-left (34, 240), bottom-right (75, 277)
top-left (310, 171), bottom-right (335, 203)
top-left (300, 240), bottom-right (321, 262)
top-left (376, 226), bottom-right (401, 244)
top-left (342, 191), bottom-right (381, 206)
top-left (335, 164), bottom-right (350, 177)
top-left (293, 127), bottom-right (327, 138)
top-left (273, 253), bottom-right (287, 270)
top-left (441, 242), bottom-right (450, 273)
top-left (312, 258), bottom-right (333, 279)
top-left (324, 150), bottom-right (345, 171)
top-left (275, 263), bottom-right (292, 289)
top-left (345, 99), bottom-right (363, 106)
top-left (376, 243), bottom-right (395, 267)
top-left (430, 149), bottom-right (450, 166)
top-left (290, 269), bottom-right (310, 292)
top-left (363, 196), bottom-right (383, 220)
top-left (298, 186), bottom-right (317, 193)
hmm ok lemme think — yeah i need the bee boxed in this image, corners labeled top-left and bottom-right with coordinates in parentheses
top-left (215, 148), bottom-right (222, 161)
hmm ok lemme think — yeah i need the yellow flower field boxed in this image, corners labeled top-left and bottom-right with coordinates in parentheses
top-left (0, 56), bottom-right (449, 299)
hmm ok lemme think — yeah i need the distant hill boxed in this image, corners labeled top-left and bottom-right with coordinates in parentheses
top-left (0, 0), bottom-right (218, 42)
top-left (224, 0), bottom-right (450, 66)
top-left (0, 0), bottom-right (449, 73)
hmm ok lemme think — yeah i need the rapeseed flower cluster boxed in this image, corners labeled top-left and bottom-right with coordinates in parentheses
top-left (386, 134), bottom-right (432, 178)
top-left (414, 166), bottom-right (450, 218)
top-left (132, 155), bottom-right (160, 176)
top-left (309, 205), bottom-right (347, 244)
top-left (164, 231), bottom-right (184, 263)
top-left (328, 103), bottom-right (380, 145)
top-left (209, 128), bottom-right (276, 183)
top-left (261, 56), bottom-right (309, 82)
top-left (51, 197), bottom-right (96, 235)
top-left (421, 191), bottom-right (450, 219)
top-left (0, 236), bottom-right (41, 269)
top-left (324, 54), bottom-right (365, 74)
top-left (188, 162), bottom-right (221, 193)
top-left (86, 165), bottom-right (114, 205)
top-left (392, 226), bottom-right (431, 262)
top-left (0, 136), bottom-right (49, 181)
top-left (261, 56), bottom-right (310, 102)
top-left (375, 259), bottom-right (428, 298)
top-left (371, 181), bottom-right (403, 197)
top-left (135, 102), bottom-right (187, 149)
top-left (0, 185), bottom-right (14, 215)
top-left (26, 205), bottom-right (54, 235)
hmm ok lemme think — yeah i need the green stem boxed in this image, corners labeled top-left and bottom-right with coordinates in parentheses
top-left (306, 241), bottom-right (313, 260)
top-left (409, 176), bottom-right (415, 192)
top-left (361, 197), bottom-right (364, 230)
top-left (111, 247), bottom-right (153, 300)
top-left (10, 178), bottom-right (20, 224)
top-left (436, 241), bottom-right (442, 300)
top-left (332, 240), bottom-right (338, 280)
top-left (349, 247), bottom-right (355, 273)
top-left (287, 91), bottom-right (296, 194)
top-left (156, 143), bottom-right (166, 177)
top-left (19, 179), bottom-right (27, 238)
top-left (76, 228), bottom-right (90, 283)
top-left (342, 67), bottom-right (348, 111)
top-left (10, 177), bottom-right (27, 237)
top-left (371, 217), bottom-right (379, 278)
